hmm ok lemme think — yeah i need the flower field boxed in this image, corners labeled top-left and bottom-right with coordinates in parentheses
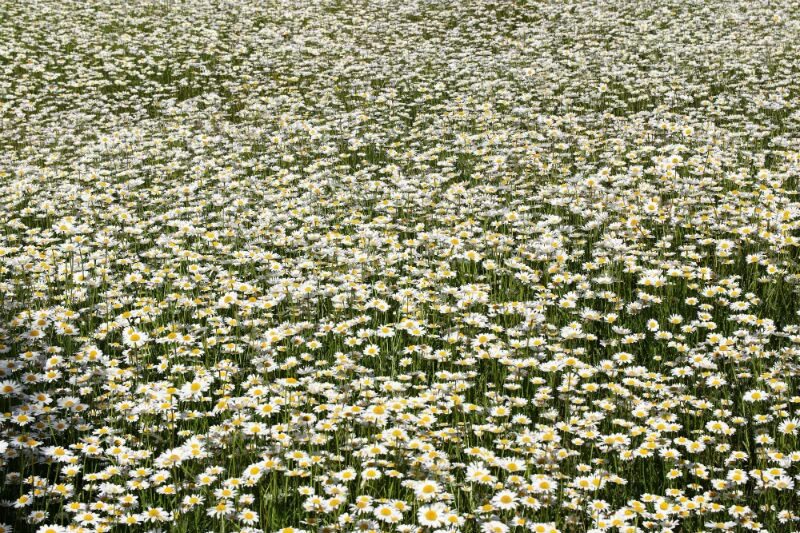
top-left (2, 0), bottom-right (800, 531)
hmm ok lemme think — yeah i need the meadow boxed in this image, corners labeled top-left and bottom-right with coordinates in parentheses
top-left (1, 0), bottom-right (800, 531)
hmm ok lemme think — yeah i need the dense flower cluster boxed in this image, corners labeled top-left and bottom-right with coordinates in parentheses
top-left (1, 0), bottom-right (800, 532)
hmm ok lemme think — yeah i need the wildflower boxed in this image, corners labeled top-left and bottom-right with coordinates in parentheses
top-left (491, 490), bottom-right (518, 510)
top-left (122, 328), bottom-right (149, 348)
top-left (413, 479), bottom-right (442, 501)
top-left (481, 520), bottom-right (510, 533)
top-left (418, 503), bottom-right (447, 528)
